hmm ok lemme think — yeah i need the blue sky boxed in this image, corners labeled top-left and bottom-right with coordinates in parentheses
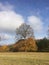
top-left (0, 0), bottom-right (49, 45)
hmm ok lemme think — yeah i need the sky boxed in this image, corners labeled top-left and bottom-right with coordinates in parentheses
top-left (0, 0), bottom-right (49, 45)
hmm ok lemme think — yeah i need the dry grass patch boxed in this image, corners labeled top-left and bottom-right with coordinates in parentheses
top-left (0, 52), bottom-right (49, 65)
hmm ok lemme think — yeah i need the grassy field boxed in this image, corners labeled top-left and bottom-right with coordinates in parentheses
top-left (0, 52), bottom-right (49, 65)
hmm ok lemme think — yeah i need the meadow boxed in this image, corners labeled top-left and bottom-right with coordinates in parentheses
top-left (0, 52), bottom-right (49, 65)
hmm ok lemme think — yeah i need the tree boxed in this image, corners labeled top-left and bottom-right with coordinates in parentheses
top-left (13, 38), bottom-right (38, 52)
top-left (16, 23), bottom-right (34, 40)
top-left (47, 26), bottom-right (49, 39)
top-left (37, 38), bottom-right (49, 52)
top-left (0, 45), bottom-right (9, 52)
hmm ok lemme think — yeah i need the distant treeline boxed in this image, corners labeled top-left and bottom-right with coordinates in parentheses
top-left (36, 38), bottom-right (49, 52)
top-left (0, 37), bottom-right (49, 52)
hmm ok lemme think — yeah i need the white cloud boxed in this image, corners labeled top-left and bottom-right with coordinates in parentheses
top-left (4, 34), bottom-right (15, 40)
top-left (0, 2), bottom-right (24, 32)
top-left (27, 16), bottom-right (43, 33)
top-left (0, 11), bottom-right (24, 31)
top-left (0, 2), bottom-right (14, 11)
top-left (46, 7), bottom-right (49, 10)
top-left (0, 33), bottom-right (14, 40)
top-left (35, 36), bottom-right (44, 39)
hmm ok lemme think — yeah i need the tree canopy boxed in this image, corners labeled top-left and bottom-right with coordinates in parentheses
top-left (16, 23), bottom-right (34, 40)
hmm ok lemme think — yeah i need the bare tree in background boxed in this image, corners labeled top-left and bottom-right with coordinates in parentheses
top-left (16, 23), bottom-right (34, 40)
top-left (47, 26), bottom-right (49, 39)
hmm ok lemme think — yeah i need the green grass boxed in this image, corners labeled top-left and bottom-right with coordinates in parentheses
top-left (0, 52), bottom-right (49, 65)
